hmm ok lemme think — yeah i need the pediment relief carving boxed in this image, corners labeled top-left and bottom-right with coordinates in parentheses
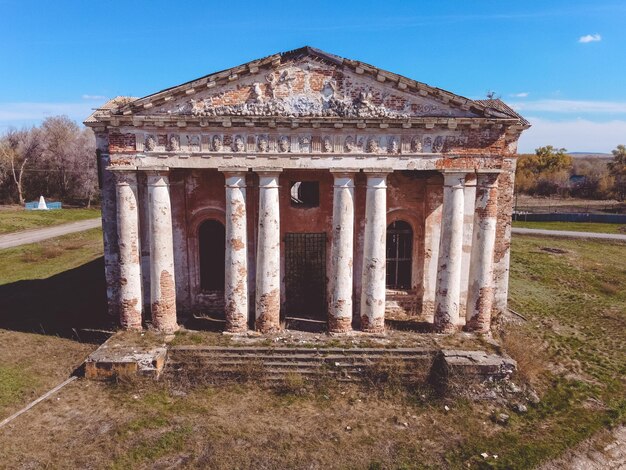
top-left (143, 60), bottom-right (479, 120)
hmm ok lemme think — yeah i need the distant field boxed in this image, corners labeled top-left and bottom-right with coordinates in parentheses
top-left (513, 220), bottom-right (626, 234)
top-left (516, 195), bottom-right (621, 208)
top-left (0, 207), bottom-right (101, 234)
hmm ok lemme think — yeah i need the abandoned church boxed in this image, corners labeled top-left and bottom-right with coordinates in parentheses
top-left (85, 46), bottom-right (529, 336)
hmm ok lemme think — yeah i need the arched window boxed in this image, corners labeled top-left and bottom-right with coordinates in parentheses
top-left (386, 221), bottom-right (413, 289)
top-left (199, 220), bottom-right (225, 292)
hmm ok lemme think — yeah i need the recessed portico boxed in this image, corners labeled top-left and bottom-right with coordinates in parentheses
top-left (86, 46), bottom-right (528, 336)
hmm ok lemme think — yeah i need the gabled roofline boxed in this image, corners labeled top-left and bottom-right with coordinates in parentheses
top-left (87, 46), bottom-right (529, 128)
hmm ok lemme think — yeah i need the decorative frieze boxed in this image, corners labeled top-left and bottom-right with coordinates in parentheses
top-left (135, 131), bottom-right (471, 155)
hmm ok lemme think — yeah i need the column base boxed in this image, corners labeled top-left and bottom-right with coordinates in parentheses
top-left (119, 324), bottom-right (143, 332)
top-left (151, 301), bottom-right (179, 334)
top-left (255, 316), bottom-right (281, 334)
top-left (149, 323), bottom-right (179, 334)
top-left (225, 312), bottom-right (248, 334)
top-left (119, 302), bottom-right (142, 331)
top-left (463, 320), bottom-right (490, 334)
top-left (433, 322), bottom-right (460, 334)
top-left (360, 315), bottom-right (385, 334)
top-left (328, 316), bottom-right (352, 334)
top-left (225, 326), bottom-right (249, 334)
top-left (223, 329), bottom-right (249, 336)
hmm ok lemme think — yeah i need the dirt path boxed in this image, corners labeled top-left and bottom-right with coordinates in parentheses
top-left (512, 227), bottom-right (626, 241)
top-left (0, 218), bottom-right (101, 249)
top-left (540, 426), bottom-right (626, 470)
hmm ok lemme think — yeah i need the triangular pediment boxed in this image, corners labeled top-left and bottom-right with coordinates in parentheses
top-left (104, 47), bottom-right (525, 124)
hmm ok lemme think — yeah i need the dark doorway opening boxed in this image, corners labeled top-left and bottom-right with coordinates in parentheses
top-left (199, 219), bottom-right (225, 292)
top-left (386, 221), bottom-right (413, 289)
top-left (284, 232), bottom-right (326, 321)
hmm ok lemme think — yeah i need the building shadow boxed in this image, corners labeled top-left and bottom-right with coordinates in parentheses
top-left (0, 257), bottom-right (114, 343)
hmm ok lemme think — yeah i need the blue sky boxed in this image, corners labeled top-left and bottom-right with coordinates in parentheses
top-left (1, 0), bottom-right (625, 153)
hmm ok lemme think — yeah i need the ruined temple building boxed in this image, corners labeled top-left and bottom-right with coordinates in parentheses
top-left (85, 47), bottom-right (529, 335)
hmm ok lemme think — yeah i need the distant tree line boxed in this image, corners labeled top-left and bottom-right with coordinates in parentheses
top-left (0, 116), bottom-right (98, 206)
top-left (515, 145), bottom-right (626, 200)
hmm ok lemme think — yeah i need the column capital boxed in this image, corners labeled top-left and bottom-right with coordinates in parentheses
top-left (106, 165), bottom-right (137, 172)
top-left (330, 168), bottom-right (360, 175)
top-left (110, 168), bottom-right (138, 185)
top-left (442, 171), bottom-right (466, 188)
top-left (220, 168), bottom-right (248, 188)
top-left (464, 173), bottom-right (477, 186)
top-left (363, 168), bottom-right (393, 176)
top-left (218, 167), bottom-right (249, 174)
top-left (253, 167), bottom-right (283, 175)
top-left (140, 166), bottom-right (170, 174)
top-left (146, 171), bottom-right (170, 187)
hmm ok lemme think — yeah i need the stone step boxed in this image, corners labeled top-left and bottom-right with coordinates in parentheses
top-left (164, 346), bottom-right (435, 383)
top-left (168, 352), bottom-right (431, 361)
top-left (169, 346), bottom-right (432, 355)
top-left (167, 360), bottom-right (427, 370)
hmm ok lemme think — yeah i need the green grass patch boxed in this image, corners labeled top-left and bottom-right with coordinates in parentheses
top-left (0, 207), bottom-right (101, 234)
top-left (0, 228), bottom-right (103, 285)
top-left (512, 220), bottom-right (626, 234)
top-left (444, 235), bottom-right (626, 468)
top-left (0, 365), bottom-right (39, 411)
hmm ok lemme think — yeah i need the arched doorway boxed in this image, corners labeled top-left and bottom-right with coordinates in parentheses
top-left (386, 220), bottom-right (413, 289)
top-left (198, 219), bottom-right (225, 292)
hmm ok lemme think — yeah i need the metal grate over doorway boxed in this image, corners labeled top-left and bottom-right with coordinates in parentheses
top-left (284, 233), bottom-right (327, 320)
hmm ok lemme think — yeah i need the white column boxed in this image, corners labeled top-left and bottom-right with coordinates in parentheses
top-left (459, 174), bottom-right (477, 322)
top-left (147, 170), bottom-right (178, 333)
top-left (466, 172), bottom-right (499, 333)
top-left (328, 170), bottom-right (356, 333)
top-left (114, 169), bottom-right (142, 330)
top-left (422, 176), bottom-right (443, 322)
top-left (360, 171), bottom-right (389, 333)
top-left (434, 171), bottom-right (466, 333)
top-left (223, 169), bottom-right (249, 333)
top-left (255, 170), bottom-right (282, 333)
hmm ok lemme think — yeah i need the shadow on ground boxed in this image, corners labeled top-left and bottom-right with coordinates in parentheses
top-left (0, 257), bottom-right (114, 342)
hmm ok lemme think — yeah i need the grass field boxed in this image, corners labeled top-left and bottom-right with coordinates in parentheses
top-left (512, 220), bottom-right (626, 234)
top-left (0, 228), bottom-right (103, 284)
top-left (0, 232), bottom-right (624, 468)
top-left (0, 207), bottom-right (101, 234)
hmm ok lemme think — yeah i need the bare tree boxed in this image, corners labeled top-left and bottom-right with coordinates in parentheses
top-left (608, 144), bottom-right (626, 200)
top-left (0, 116), bottom-right (98, 206)
top-left (0, 128), bottom-right (40, 204)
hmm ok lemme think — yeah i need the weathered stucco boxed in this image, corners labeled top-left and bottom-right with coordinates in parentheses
top-left (86, 47), bottom-right (528, 335)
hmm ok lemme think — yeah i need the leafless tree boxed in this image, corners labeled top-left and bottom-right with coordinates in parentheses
top-left (0, 127), bottom-right (41, 204)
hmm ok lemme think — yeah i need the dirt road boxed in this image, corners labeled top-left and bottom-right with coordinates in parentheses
top-left (512, 227), bottom-right (626, 241)
top-left (0, 218), bottom-right (101, 249)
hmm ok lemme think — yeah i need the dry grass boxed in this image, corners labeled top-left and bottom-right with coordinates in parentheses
top-left (0, 330), bottom-right (94, 419)
top-left (0, 226), bottom-right (625, 468)
top-left (0, 377), bottom-right (483, 469)
top-left (498, 325), bottom-right (547, 386)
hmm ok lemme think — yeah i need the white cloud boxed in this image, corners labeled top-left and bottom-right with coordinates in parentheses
top-left (518, 117), bottom-right (626, 153)
top-left (81, 94), bottom-right (107, 101)
top-left (510, 92), bottom-right (529, 98)
top-left (578, 33), bottom-right (601, 43)
top-left (509, 99), bottom-right (626, 114)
